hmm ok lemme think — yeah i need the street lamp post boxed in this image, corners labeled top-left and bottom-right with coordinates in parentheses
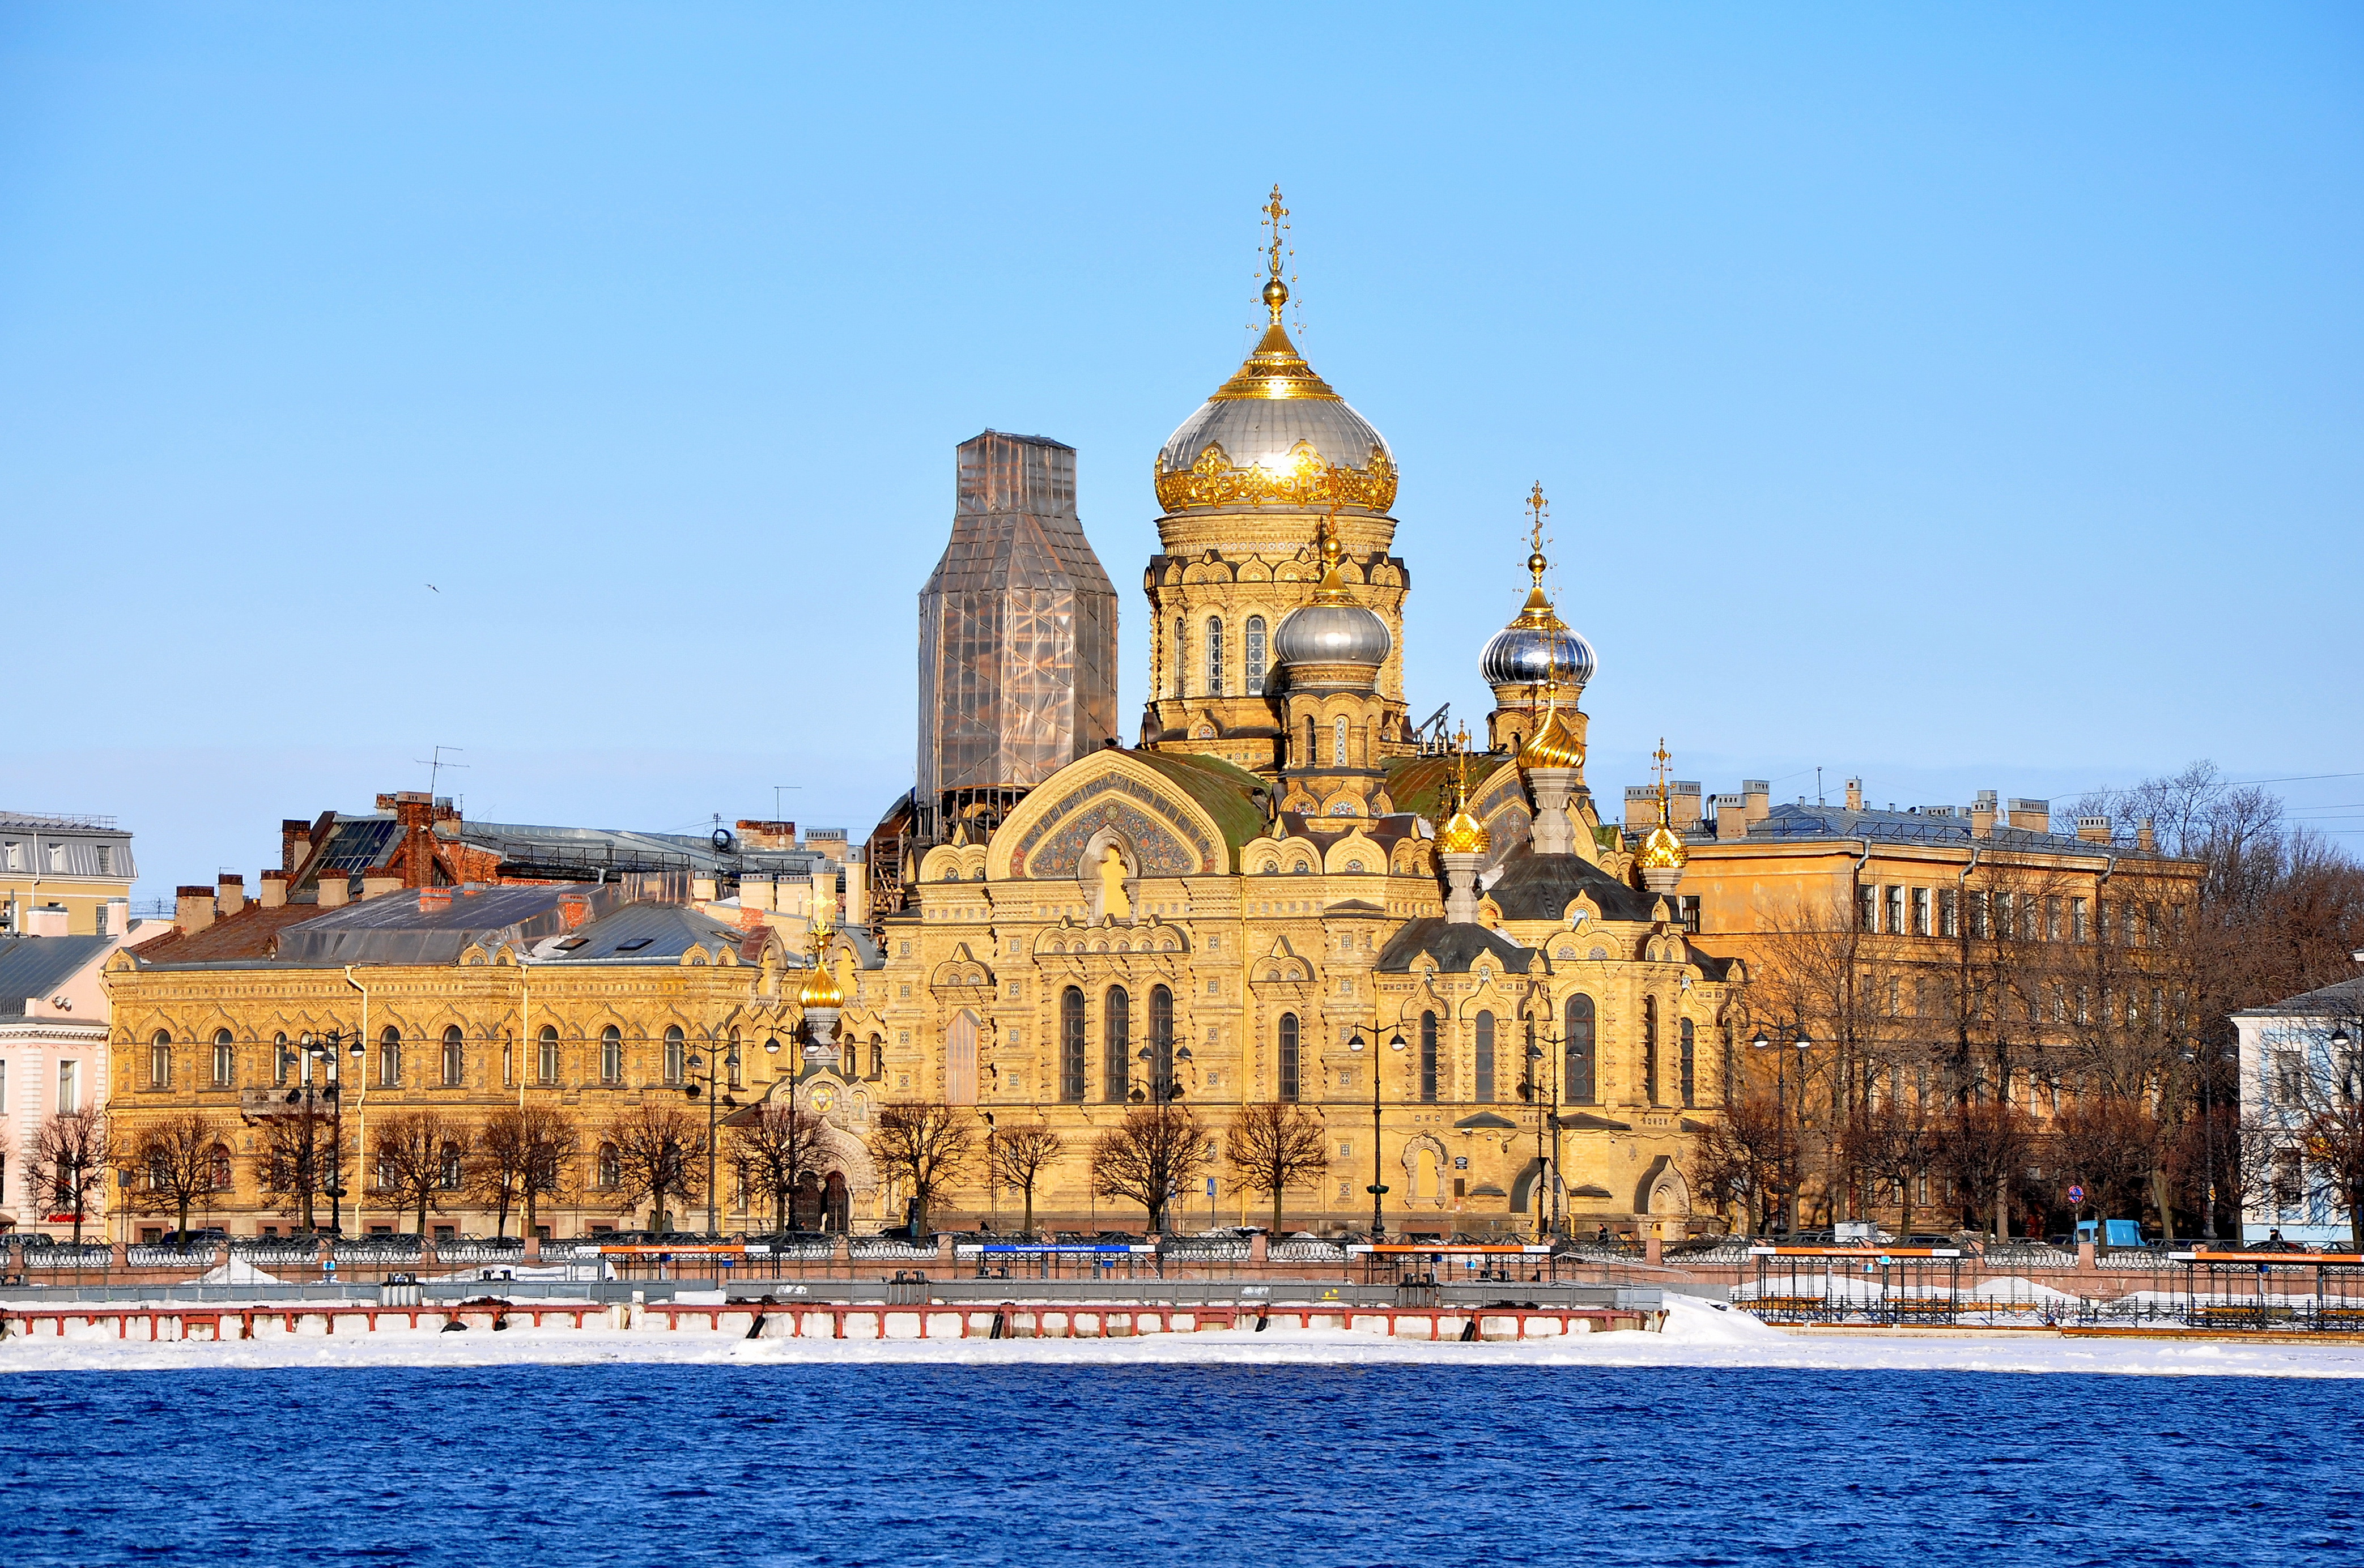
top-left (294, 1029), bottom-right (363, 1235)
top-left (1520, 1016), bottom-right (1563, 1243)
top-left (1347, 1029), bottom-right (1406, 1240)
top-left (1751, 1026), bottom-right (1813, 1237)
top-left (683, 1032), bottom-right (742, 1238)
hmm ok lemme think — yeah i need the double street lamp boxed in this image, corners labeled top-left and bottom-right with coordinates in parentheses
top-left (681, 1032), bottom-right (743, 1237)
top-left (1750, 1026), bottom-right (1812, 1237)
top-left (1346, 1029), bottom-right (1406, 1240)
top-left (291, 1029), bottom-right (365, 1236)
top-left (1520, 1021), bottom-right (1562, 1242)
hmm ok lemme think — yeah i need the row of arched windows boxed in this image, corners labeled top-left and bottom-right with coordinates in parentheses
top-left (1173, 615), bottom-right (1270, 698)
top-left (1059, 984), bottom-right (1176, 1103)
top-left (1384, 996), bottom-right (1699, 1110)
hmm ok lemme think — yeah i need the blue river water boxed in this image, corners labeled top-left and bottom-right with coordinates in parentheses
top-left (2, 1365), bottom-right (2356, 1566)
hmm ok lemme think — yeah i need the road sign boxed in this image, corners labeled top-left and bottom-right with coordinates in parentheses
top-left (2067, 1184), bottom-right (2086, 1204)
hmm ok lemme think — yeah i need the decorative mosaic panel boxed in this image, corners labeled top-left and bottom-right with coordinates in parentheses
top-left (1019, 782), bottom-right (1210, 880)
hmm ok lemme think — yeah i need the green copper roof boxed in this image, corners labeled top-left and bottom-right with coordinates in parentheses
top-left (1129, 751), bottom-right (1269, 868)
top-left (1383, 753), bottom-right (1516, 822)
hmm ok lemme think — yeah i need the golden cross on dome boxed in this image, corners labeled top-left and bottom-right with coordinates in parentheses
top-left (1527, 482), bottom-right (1549, 551)
top-left (1653, 738), bottom-right (1673, 792)
top-left (1264, 185), bottom-right (1289, 282)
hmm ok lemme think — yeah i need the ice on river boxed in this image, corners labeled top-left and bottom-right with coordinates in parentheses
top-left (3, 1295), bottom-right (2359, 1378)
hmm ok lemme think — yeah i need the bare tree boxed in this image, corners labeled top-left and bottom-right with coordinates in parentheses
top-left (1838, 1088), bottom-right (1935, 1241)
top-left (731, 1100), bottom-right (829, 1233)
top-left (471, 1105), bottom-right (577, 1239)
top-left (1089, 1103), bottom-right (1211, 1234)
top-left (1222, 1102), bottom-right (1326, 1235)
top-left (2046, 1093), bottom-right (2163, 1241)
top-left (1932, 1097), bottom-right (2034, 1239)
top-left (865, 1101), bottom-right (975, 1238)
top-left (24, 1107), bottom-right (108, 1246)
top-left (256, 1104), bottom-right (342, 1232)
top-left (1686, 1095), bottom-right (1794, 1237)
top-left (370, 1110), bottom-right (471, 1237)
top-left (986, 1121), bottom-right (1065, 1238)
top-left (602, 1104), bottom-right (708, 1235)
top-left (121, 1112), bottom-right (227, 1242)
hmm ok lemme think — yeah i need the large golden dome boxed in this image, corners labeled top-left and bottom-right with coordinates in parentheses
top-left (1153, 189), bottom-right (1394, 517)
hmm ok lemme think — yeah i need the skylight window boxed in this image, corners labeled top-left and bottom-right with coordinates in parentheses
top-left (614, 937), bottom-right (655, 952)
top-left (554, 936), bottom-right (589, 951)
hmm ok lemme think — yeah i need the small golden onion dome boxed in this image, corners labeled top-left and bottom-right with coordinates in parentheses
top-left (1520, 708), bottom-right (1584, 771)
top-left (1639, 820), bottom-right (1689, 872)
top-left (797, 948), bottom-right (845, 1011)
top-left (1438, 805), bottom-right (1490, 855)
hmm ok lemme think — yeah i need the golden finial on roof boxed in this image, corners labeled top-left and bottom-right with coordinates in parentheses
top-left (1519, 706), bottom-right (1583, 770)
top-left (1308, 502), bottom-right (1354, 604)
top-left (1261, 184), bottom-right (1290, 322)
top-left (1639, 736), bottom-right (1689, 871)
top-left (797, 916), bottom-right (845, 1011)
top-left (1438, 731), bottom-right (1490, 855)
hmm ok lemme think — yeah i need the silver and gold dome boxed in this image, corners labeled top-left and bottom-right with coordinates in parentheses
top-left (1274, 526), bottom-right (1391, 676)
top-left (1480, 539), bottom-right (1595, 693)
top-left (1153, 190), bottom-right (1396, 517)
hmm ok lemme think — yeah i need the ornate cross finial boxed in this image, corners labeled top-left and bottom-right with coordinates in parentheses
top-left (1653, 738), bottom-right (1672, 787)
top-left (1527, 482), bottom-right (1548, 552)
top-left (1264, 185), bottom-right (1289, 282)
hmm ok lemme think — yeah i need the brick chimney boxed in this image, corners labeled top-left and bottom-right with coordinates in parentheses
top-left (2137, 817), bottom-right (2157, 853)
top-left (317, 875), bottom-right (351, 909)
top-left (175, 885), bottom-right (217, 935)
top-left (418, 887), bottom-right (453, 914)
top-left (360, 871), bottom-right (402, 901)
top-left (1970, 790), bottom-right (1997, 839)
top-left (1623, 786), bottom-right (1656, 830)
top-left (736, 819), bottom-right (797, 852)
top-left (1844, 778), bottom-right (1864, 812)
top-left (282, 819), bottom-right (313, 874)
top-left (2076, 815), bottom-right (2112, 845)
top-left (217, 874), bottom-right (245, 918)
top-left (2008, 798), bottom-right (2051, 834)
top-left (1668, 782), bottom-right (1703, 831)
top-left (557, 892), bottom-right (592, 931)
top-left (258, 870), bottom-right (289, 909)
top-left (25, 904), bottom-right (70, 938)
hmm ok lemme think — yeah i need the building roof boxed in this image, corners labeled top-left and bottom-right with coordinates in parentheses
top-left (537, 902), bottom-right (759, 965)
top-left (1483, 853), bottom-right (1659, 924)
top-left (444, 819), bottom-right (826, 881)
top-left (1383, 754), bottom-right (1516, 823)
top-left (2233, 977), bottom-right (2364, 1020)
top-left (1732, 801), bottom-right (2164, 859)
top-left (0, 936), bottom-right (114, 1017)
top-left (1129, 751), bottom-right (1270, 860)
top-left (1376, 918), bottom-right (1537, 975)
top-left (126, 901), bottom-right (337, 965)
top-left (274, 885), bottom-right (624, 966)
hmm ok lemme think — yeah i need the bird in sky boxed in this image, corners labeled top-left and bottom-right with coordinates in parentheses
top-left (426, 583), bottom-right (440, 593)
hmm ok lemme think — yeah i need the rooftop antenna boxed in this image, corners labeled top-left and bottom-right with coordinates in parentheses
top-left (1817, 766), bottom-right (1825, 807)
top-left (417, 745), bottom-right (467, 798)
top-left (773, 784), bottom-right (802, 820)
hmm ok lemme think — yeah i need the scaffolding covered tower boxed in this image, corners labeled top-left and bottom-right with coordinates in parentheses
top-left (914, 430), bottom-right (1119, 846)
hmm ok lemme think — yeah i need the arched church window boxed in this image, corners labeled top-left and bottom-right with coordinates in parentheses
top-left (1245, 617), bottom-right (1266, 695)
top-left (1333, 715), bottom-right (1349, 767)
top-left (1278, 1013), bottom-right (1300, 1102)
top-left (1174, 619), bottom-right (1187, 698)
top-left (1680, 1017), bottom-right (1697, 1107)
top-left (1565, 995), bottom-right (1596, 1104)
top-left (1148, 985), bottom-right (1175, 1101)
top-left (1419, 1011), bottom-right (1439, 1103)
top-left (442, 1025), bottom-right (465, 1087)
top-left (1474, 1011), bottom-right (1495, 1103)
top-left (1206, 616), bottom-right (1224, 696)
top-left (1642, 996), bottom-right (1660, 1106)
top-left (1060, 988), bottom-right (1086, 1103)
top-left (1103, 987), bottom-right (1130, 1104)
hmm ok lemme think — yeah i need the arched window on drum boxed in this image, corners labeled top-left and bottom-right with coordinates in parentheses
top-left (1206, 616), bottom-right (1224, 697)
top-left (1103, 987), bottom-right (1130, 1104)
top-left (1060, 987), bottom-right (1087, 1103)
top-left (1564, 995), bottom-right (1596, 1104)
top-left (1277, 1012), bottom-right (1300, 1102)
top-left (1244, 616), bottom-right (1267, 695)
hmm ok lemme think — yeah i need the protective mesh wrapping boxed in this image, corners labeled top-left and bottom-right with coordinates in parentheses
top-left (917, 432), bottom-right (1119, 805)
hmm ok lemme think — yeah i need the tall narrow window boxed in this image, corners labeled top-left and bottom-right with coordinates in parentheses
top-left (1104, 986), bottom-right (1131, 1103)
top-left (1857, 885), bottom-right (1877, 932)
top-left (1885, 887), bottom-right (1905, 936)
top-left (150, 1031), bottom-right (172, 1088)
top-left (1419, 1011), bottom-right (1439, 1103)
top-left (1174, 619), bottom-right (1187, 698)
top-left (1278, 1013), bottom-right (1300, 1102)
top-left (664, 1025), bottom-right (684, 1084)
top-left (1245, 616), bottom-right (1267, 694)
top-left (1641, 998), bottom-right (1659, 1105)
top-left (870, 1037), bottom-right (886, 1079)
top-left (1474, 1011), bottom-right (1495, 1103)
top-left (213, 1029), bottom-right (235, 1088)
top-left (537, 1025), bottom-right (559, 1085)
top-left (1334, 715), bottom-right (1349, 767)
top-left (57, 1059), bottom-right (78, 1114)
top-left (601, 1025), bottom-right (623, 1084)
top-left (1565, 996), bottom-right (1596, 1103)
top-left (271, 1034), bottom-right (290, 1086)
top-left (1149, 986), bottom-right (1175, 1101)
top-left (379, 1026), bottom-right (401, 1088)
top-left (1206, 616), bottom-right (1224, 696)
top-left (1913, 887), bottom-right (1932, 936)
top-left (443, 1026), bottom-right (465, 1087)
top-left (1061, 987), bottom-right (1087, 1102)
top-left (1304, 715), bottom-right (1317, 767)
top-left (1679, 1018), bottom-right (1697, 1107)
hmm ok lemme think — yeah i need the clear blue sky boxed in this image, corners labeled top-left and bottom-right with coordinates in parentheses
top-left (4, 4), bottom-right (2359, 898)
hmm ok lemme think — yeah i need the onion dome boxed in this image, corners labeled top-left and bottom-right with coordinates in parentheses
top-left (1436, 748), bottom-right (1490, 854)
top-left (797, 930), bottom-right (845, 1011)
top-left (1153, 188), bottom-right (1396, 517)
top-left (1519, 706), bottom-right (1584, 771)
top-left (1480, 539), bottom-right (1596, 692)
top-left (1639, 817), bottom-right (1688, 872)
top-left (1274, 527), bottom-right (1392, 670)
